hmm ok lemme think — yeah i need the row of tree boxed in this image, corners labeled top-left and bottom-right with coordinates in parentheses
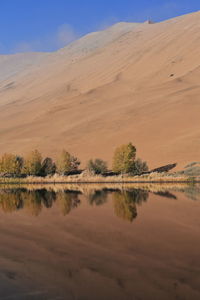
top-left (0, 143), bottom-right (148, 177)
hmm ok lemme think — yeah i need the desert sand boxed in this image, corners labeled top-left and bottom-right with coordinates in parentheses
top-left (0, 11), bottom-right (200, 169)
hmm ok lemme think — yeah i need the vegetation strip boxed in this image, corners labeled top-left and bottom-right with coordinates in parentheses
top-left (0, 142), bottom-right (199, 181)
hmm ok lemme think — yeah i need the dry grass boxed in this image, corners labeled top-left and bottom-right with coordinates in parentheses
top-left (0, 172), bottom-right (199, 185)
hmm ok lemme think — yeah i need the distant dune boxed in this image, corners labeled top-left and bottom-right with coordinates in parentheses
top-left (0, 11), bottom-right (200, 168)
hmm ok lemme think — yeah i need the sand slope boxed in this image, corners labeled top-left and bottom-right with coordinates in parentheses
top-left (0, 11), bottom-right (200, 168)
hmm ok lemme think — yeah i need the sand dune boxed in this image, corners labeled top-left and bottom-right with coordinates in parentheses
top-left (0, 11), bottom-right (200, 168)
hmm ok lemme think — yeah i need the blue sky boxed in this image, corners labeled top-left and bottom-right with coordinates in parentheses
top-left (0, 0), bottom-right (199, 54)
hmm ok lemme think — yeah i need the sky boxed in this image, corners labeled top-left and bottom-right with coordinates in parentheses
top-left (0, 0), bottom-right (199, 54)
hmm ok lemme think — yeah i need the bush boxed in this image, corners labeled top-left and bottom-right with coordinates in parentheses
top-left (86, 159), bottom-right (107, 174)
top-left (184, 162), bottom-right (200, 169)
top-left (180, 162), bottom-right (200, 177)
top-left (40, 157), bottom-right (56, 176)
top-left (112, 143), bottom-right (136, 173)
top-left (184, 166), bottom-right (200, 176)
top-left (131, 158), bottom-right (149, 175)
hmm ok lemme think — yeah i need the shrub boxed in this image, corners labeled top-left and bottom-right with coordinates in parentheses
top-left (86, 159), bottom-right (107, 174)
top-left (184, 162), bottom-right (200, 169)
top-left (40, 157), bottom-right (56, 177)
top-left (184, 166), bottom-right (200, 176)
top-left (181, 162), bottom-right (200, 177)
top-left (112, 143), bottom-right (136, 173)
top-left (131, 158), bottom-right (149, 175)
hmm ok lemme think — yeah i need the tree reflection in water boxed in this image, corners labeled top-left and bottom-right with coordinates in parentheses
top-left (0, 189), bottom-right (24, 213)
top-left (88, 189), bottom-right (108, 206)
top-left (0, 189), bottom-right (56, 216)
top-left (113, 189), bottom-right (149, 222)
top-left (0, 187), bottom-right (149, 220)
top-left (57, 190), bottom-right (81, 216)
top-left (0, 185), bottom-right (197, 220)
top-left (179, 185), bottom-right (200, 201)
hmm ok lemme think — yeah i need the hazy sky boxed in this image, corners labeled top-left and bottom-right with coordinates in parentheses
top-left (0, 0), bottom-right (199, 54)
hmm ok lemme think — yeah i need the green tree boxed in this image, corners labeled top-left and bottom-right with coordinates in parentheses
top-left (112, 143), bottom-right (136, 173)
top-left (40, 157), bottom-right (56, 177)
top-left (23, 150), bottom-right (42, 176)
top-left (131, 158), bottom-right (149, 175)
top-left (86, 159), bottom-right (107, 174)
top-left (56, 150), bottom-right (80, 175)
top-left (0, 153), bottom-right (23, 175)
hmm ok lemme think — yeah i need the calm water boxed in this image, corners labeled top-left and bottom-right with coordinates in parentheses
top-left (0, 184), bottom-right (200, 300)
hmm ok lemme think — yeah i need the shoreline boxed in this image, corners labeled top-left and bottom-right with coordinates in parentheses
top-left (0, 173), bottom-right (199, 185)
top-left (0, 180), bottom-right (199, 185)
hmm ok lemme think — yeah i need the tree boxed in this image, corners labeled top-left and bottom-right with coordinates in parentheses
top-left (112, 143), bottom-right (136, 173)
top-left (131, 158), bottom-right (149, 175)
top-left (23, 150), bottom-right (42, 176)
top-left (56, 150), bottom-right (80, 175)
top-left (0, 153), bottom-right (23, 175)
top-left (40, 157), bottom-right (56, 177)
top-left (86, 159), bottom-right (107, 174)
top-left (70, 155), bottom-right (81, 172)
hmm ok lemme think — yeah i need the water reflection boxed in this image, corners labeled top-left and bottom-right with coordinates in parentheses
top-left (153, 191), bottom-right (177, 199)
top-left (88, 189), bottom-right (108, 206)
top-left (179, 184), bottom-right (200, 201)
top-left (0, 184), bottom-right (199, 300)
top-left (0, 184), bottom-right (199, 221)
top-left (113, 191), bottom-right (138, 221)
top-left (57, 190), bottom-right (81, 216)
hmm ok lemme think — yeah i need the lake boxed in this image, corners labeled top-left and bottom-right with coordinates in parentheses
top-left (0, 184), bottom-right (199, 300)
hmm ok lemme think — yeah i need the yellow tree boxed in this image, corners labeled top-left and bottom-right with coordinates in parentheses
top-left (0, 153), bottom-right (23, 175)
top-left (112, 143), bottom-right (136, 173)
top-left (23, 150), bottom-right (42, 176)
top-left (56, 150), bottom-right (80, 175)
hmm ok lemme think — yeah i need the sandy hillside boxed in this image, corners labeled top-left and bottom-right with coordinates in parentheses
top-left (0, 11), bottom-right (200, 169)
